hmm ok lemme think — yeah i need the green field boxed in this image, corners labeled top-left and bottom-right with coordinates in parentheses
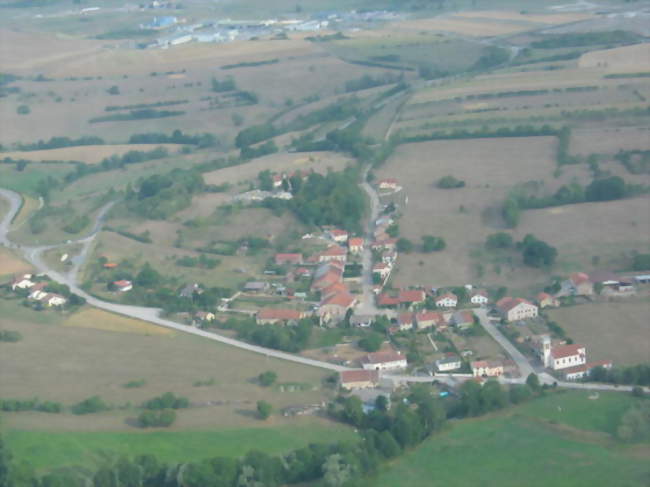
top-left (367, 391), bottom-right (650, 487)
top-left (4, 422), bottom-right (357, 472)
top-left (0, 163), bottom-right (74, 196)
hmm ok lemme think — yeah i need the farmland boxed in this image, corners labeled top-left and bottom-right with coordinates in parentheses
top-left (547, 301), bottom-right (650, 366)
top-left (0, 144), bottom-right (184, 164)
top-left (0, 248), bottom-right (32, 279)
top-left (367, 391), bottom-right (650, 487)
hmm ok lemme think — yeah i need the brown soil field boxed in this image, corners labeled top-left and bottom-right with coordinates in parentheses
top-left (0, 309), bottom-right (333, 430)
top-left (203, 151), bottom-right (352, 186)
top-left (0, 248), bottom-right (32, 278)
top-left (454, 10), bottom-right (592, 24)
top-left (547, 301), bottom-right (650, 366)
top-left (570, 127), bottom-right (650, 155)
top-left (0, 144), bottom-right (184, 164)
top-left (64, 308), bottom-right (175, 336)
top-left (515, 197), bottom-right (650, 272)
top-left (389, 17), bottom-right (531, 36)
top-left (578, 43), bottom-right (650, 72)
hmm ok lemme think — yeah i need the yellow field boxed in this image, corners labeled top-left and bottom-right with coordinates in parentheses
top-left (389, 17), bottom-right (531, 36)
top-left (578, 43), bottom-right (650, 72)
top-left (0, 144), bottom-right (183, 164)
top-left (455, 10), bottom-right (592, 24)
top-left (64, 308), bottom-right (175, 336)
top-left (0, 248), bottom-right (32, 277)
top-left (12, 195), bottom-right (40, 227)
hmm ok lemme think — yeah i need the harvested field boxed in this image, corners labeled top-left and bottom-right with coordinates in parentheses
top-left (203, 151), bottom-right (352, 186)
top-left (0, 144), bottom-right (183, 164)
top-left (64, 308), bottom-right (175, 336)
top-left (389, 17), bottom-right (531, 36)
top-left (547, 301), bottom-right (650, 366)
top-left (0, 306), bottom-right (334, 431)
top-left (11, 195), bottom-right (41, 228)
top-left (454, 10), bottom-right (592, 24)
top-left (579, 43), bottom-right (650, 72)
top-left (570, 126), bottom-right (650, 155)
top-left (0, 248), bottom-right (32, 278)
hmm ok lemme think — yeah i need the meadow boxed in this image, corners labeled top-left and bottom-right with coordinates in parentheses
top-left (0, 144), bottom-right (184, 164)
top-left (367, 390), bottom-right (650, 487)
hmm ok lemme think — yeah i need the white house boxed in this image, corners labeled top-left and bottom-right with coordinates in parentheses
top-left (327, 229), bottom-right (349, 243)
top-left (563, 360), bottom-right (612, 380)
top-left (435, 292), bottom-right (458, 309)
top-left (377, 178), bottom-right (398, 190)
top-left (470, 290), bottom-right (489, 306)
top-left (11, 274), bottom-right (34, 291)
top-left (113, 280), bottom-right (133, 292)
top-left (471, 360), bottom-right (504, 377)
top-left (361, 350), bottom-right (407, 371)
top-left (45, 294), bottom-right (67, 307)
top-left (372, 262), bottom-right (392, 280)
top-left (436, 356), bottom-right (462, 372)
top-left (496, 297), bottom-right (538, 322)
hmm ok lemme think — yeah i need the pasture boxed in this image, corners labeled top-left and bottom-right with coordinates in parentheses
top-left (367, 391), bottom-right (649, 487)
top-left (578, 43), bottom-right (650, 72)
top-left (5, 421), bottom-right (356, 473)
top-left (0, 144), bottom-right (184, 164)
top-left (546, 301), bottom-right (650, 366)
top-left (0, 301), bottom-right (336, 432)
top-left (570, 127), bottom-right (650, 156)
top-left (0, 248), bottom-right (32, 279)
top-left (64, 308), bottom-right (175, 336)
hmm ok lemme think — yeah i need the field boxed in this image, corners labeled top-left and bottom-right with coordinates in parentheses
top-left (388, 17), bottom-right (532, 36)
top-left (0, 144), bottom-right (184, 164)
top-left (367, 391), bottom-right (650, 487)
top-left (5, 421), bottom-right (356, 472)
top-left (570, 127), bottom-right (650, 156)
top-left (0, 248), bottom-right (32, 279)
top-left (0, 300), bottom-right (337, 432)
top-left (578, 43), bottom-right (650, 72)
top-left (454, 10), bottom-right (593, 24)
top-left (547, 301), bottom-right (650, 366)
top-left (64, 308), bottom-right (176, 336)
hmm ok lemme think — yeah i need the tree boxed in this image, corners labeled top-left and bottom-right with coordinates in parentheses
top-left (437, 175), bottom-right (465, 189)
top-left (386, 223), bottom-right (399, 238)
top-left (422, 235), bottom-right (445, 252)
top-left (375, 394), bottom-right (389, 412)
top-left (322, 454), bottom-right (352, 487)
top-left (107, 85), bottom-right (120, 95)
top-left (632, 253), bottom-right (650, 271)
top-left (342, 396), bottom-right (364, 428)
top-left (509, 384), bottom-right (533, 404)
top-left (519, 234), bottom-right (557, 268)
top-left (480, 380), bottom-right (507, 412)
top-left (585, 176), bottom-right (626, 202)
top-left (485, 232), bottom-right (513, 249)
top-left (258, 371), bottom-right (277, 387)
top-left (358, 333), bottom-right (382, 352)
top-left (258, 170), bottom-right (274, 191)
top-left (257, 400), bottom-right (272, 420)
top-left (0, 435), bottom-right (11, 487)
top-left (135, 262), bottom-right (160, 287)
top-left (375, 430), bottom-right (401, 458)
top-left (396, 238), bottom-right (414, 253)
top-left (526, 373), bottom-right (541, 392)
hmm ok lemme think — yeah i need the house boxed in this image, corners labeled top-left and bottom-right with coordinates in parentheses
top-left (179, 283), bottom-right (202, 298)
top-left (339, 370), bottom-right (379, 390)
top-left (399, 289), bottom-right (426, 308)
top-left (567, 272), bottom-right (594, 296)
top-left (44, 293), bottom-right (67, 307)
top-left (103, 262), bottom-right (118, 269)
top-left (195, 311), bottom-right (216, 322)
top-left (318, 291), bottom-right (356, 325)
top-left (377, 293), bottom-right (400, 308)
top-left (436, 355), bottom-right (462, 372)
top-left (537, 335), bottom-right (586, 370)
top-left (244, 281), bottom-right (270, 293)
top-left (452, 310), bottom-right (475, 330)
top-left (11, 274), bottom-right (34, 291)
top-left (415, 311), bottom-right (446, 330)
top-left (318, 245), bottom-right (347, 263)
top-left (28, 282), bottom-right (47, 300)
top-left (397, 312), bottom-right (414, 331)
top-left (471, 360), bottom-right (504, 377)
top-left (435, 292), bottom-right (458, 309)
top-left (113, 280), bottom-right (133, 292)
top-left (470, 290), bottom-right (489, 306)
top-left (327, 229), bottom-right (349, 244)
top-left (348, 237), bottom-right (364, 254)
top-left (275, 253), bottom-right (303, 266)
top-left (372, 262), bottom-right (391, 280)
top-left (350, 314), bottom-right (373, 328)
top-left (256, 308), bottom-right (304, 325)
top-left (311, 263), bottom-right (343, 291)
top-left (272, 174), bottom-right (284, 188)
top-left (321, 281), bottom-right (349, 300)
top-left (563, 360), bottom-right (612, 381)
top-left (361, 350), bottom-right (407, 371)
top-left (496, 297), bottom-right (538, 322)
top-left (294, 267), bottom-right (312, 278)
top-left (537, 292), bottom-right (560, 308)
top-left (381, 250), bottom-right (397, 264)
top-left (377, 178), bottom-right (398, 190)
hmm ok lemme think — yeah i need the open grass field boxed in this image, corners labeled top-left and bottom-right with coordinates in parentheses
top-left (0, 248), bottom-right (32, 279)
top-left (366, 390), bottom-right (650, 487)
top-left (64, 308), bottom-right (175, 336)
top-left (546, 301), bottom-right (650, 366)
top-left (5, 420), bottom-right (357, 473)
top-left (0, 300), bottom-right (336, 432)
top-left (454, 10), bottom-right (593, 24)
top-left (0, 144), bottom-right (184, 164)
top-left (579, 43), bottom-right (650, 72)
top-left (0, 162), bottom-right (75, 195)
top-left (388, 16), bottom-right (532, 36)
top-left (570, 126), bottom-right (650, 156)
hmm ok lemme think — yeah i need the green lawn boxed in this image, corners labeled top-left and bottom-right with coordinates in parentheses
top-left (367, 391), bottom-right (649, 487)
top-left (5, 422), bottom-right (357, 472)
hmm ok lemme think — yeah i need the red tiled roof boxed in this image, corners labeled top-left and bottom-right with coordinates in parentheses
top-left (257, 308), bottom-right (302, 321)
top-left (399, 289), bottom-right (425, 303)
top-left (496, 297), bottom-right (534, 312)
top-left (537, 292), bottom-right (552, 300)
top-left (436, 292), bottom-right (457, 302)
top-left (275, 253), bottom-right (303, 265)
top-left (329, 229), bottom-right (348, 237)
top-left (349, 237), bottom-right (364, 247)
top-left (363, 350), bottom-right (405, 365)
top-left (552, 344), bottom-right (585, 359)
top-left (378, 178), bottom-right (398, 185)
top-left (377, 294), bottom-right (400, 306)
top-left (321, 282), bottom-right (349, 299)
top-left (471, 289), bottom-right (488, 298)
top-left (416, 311), bottom-right (444, 324)
top-left (562, 360), bottom-right (612, 375)
top-left (340, 369), bottom-right (379, 384)
top-left (113, 280), bottom-right (132, 287)
top-left (570, 272), bottom-right (590, 285)
top-left (322, 291), bottom-right (356, 308)
top-left (398, 312), bottom-right (414, 325)
top-left (321, 245), bottom-right (347, 256)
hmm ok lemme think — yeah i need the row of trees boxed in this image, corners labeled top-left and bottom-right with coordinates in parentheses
top-left (215, 317), bottom-right (313, 353)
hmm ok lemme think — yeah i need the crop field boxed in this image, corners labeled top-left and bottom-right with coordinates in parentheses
top-left (64, 308), bottom-right (175, 336)
top-left (570, 127), bottom-right (650, 156)
top-left (367, 391), bottom-right (649, 487)
top-left (0, 144), bottom-right (184, 164)
top-left (5, 421), bottom-right (357, 473)
top-left (0, 248), bottom-right (32, 279)
top-left (579, 43), bottom-right (650, 72)
top-left (388, 16), bottom-right (532, 37)
top-left (0, 302), bottom-right (337, 432)
top-left (516, 197), bottom-right (650, 273)
top-left (546, 301), bottom-right (650, 366)
top-left (454, 10), bottom-right (593, 24)
top-left (203, 151), bottom-right (352, 186)
top-left (11, 195), bottom-right (40, 228)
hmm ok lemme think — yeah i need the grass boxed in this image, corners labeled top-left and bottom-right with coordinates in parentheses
top-left (64, 308), bottom-right (176, 336)
top-left (367, 391), bottom-right (649, 487)
top-left (0, 248), bottom-right (32, 279)
top-left (0, 163), bottom-right (74, 195)
top-left (4, 421), bottom-right (357, 472)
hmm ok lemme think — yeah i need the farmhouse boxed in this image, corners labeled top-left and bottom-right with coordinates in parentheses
top-left (435, 292), bottom-right (458, 309)
top-left (361, 350), bottom-right (407, 371)
top-left (275, 253), bottom-right (303, 266)
top-left (399, 289), bottom-right (426, 308)
top-left (377, 293), bottom-right (400, 308)
top-left (496, 297), bottom-right (538, 322)
top-left (537, 292), bottom-right (559, 308)
top-left (319, 291), bottom-right (356, 325)
top-left (318, 245), bottom-right (347, 263)
top-left (11, 274), bottom-right (34, 291)
top-left (44, 293), bottom-right (67, 307)
top-left (471, 360), bottom-right (504, 377)
top-left (562, 272), bottom-right (594, 297)
top-left (256, 308), bottom-right (304, 325)
top-left (113, 280), bottom-right (133, 292)
top-left (377, 178), bottom-right (398, 190)
top-left (348, 237), bottom-right (364, 254)
top-left (470, 290), bottom-right (489, 306)
top-left (452, 310), bottom-right (475, 330)
top-left (436, 355), bottom-right (462, 372)
top-left (326, 229), bottom-right (349, 243)
top-left (339, 370), bottom-right (379, 390)
top-left (398, 312), bottom-right (415, 331)
top-left (415, 311), bottom-right (447, 330)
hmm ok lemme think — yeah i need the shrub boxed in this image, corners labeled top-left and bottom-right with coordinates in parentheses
top-left (138, 409), bottom-right (176, 427)
top-left (142, 392), bottom-right (189, 410)
top-left (257, 400), bottom-right (272, 420)
top-left (437, 175), bottom-right (465, 189)
top-left (258, 371), bottom-right (278, 387)
top-left (71, 396), bottom-right (109, 415)
top-left (16, 105), bottom-right (30, 115)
